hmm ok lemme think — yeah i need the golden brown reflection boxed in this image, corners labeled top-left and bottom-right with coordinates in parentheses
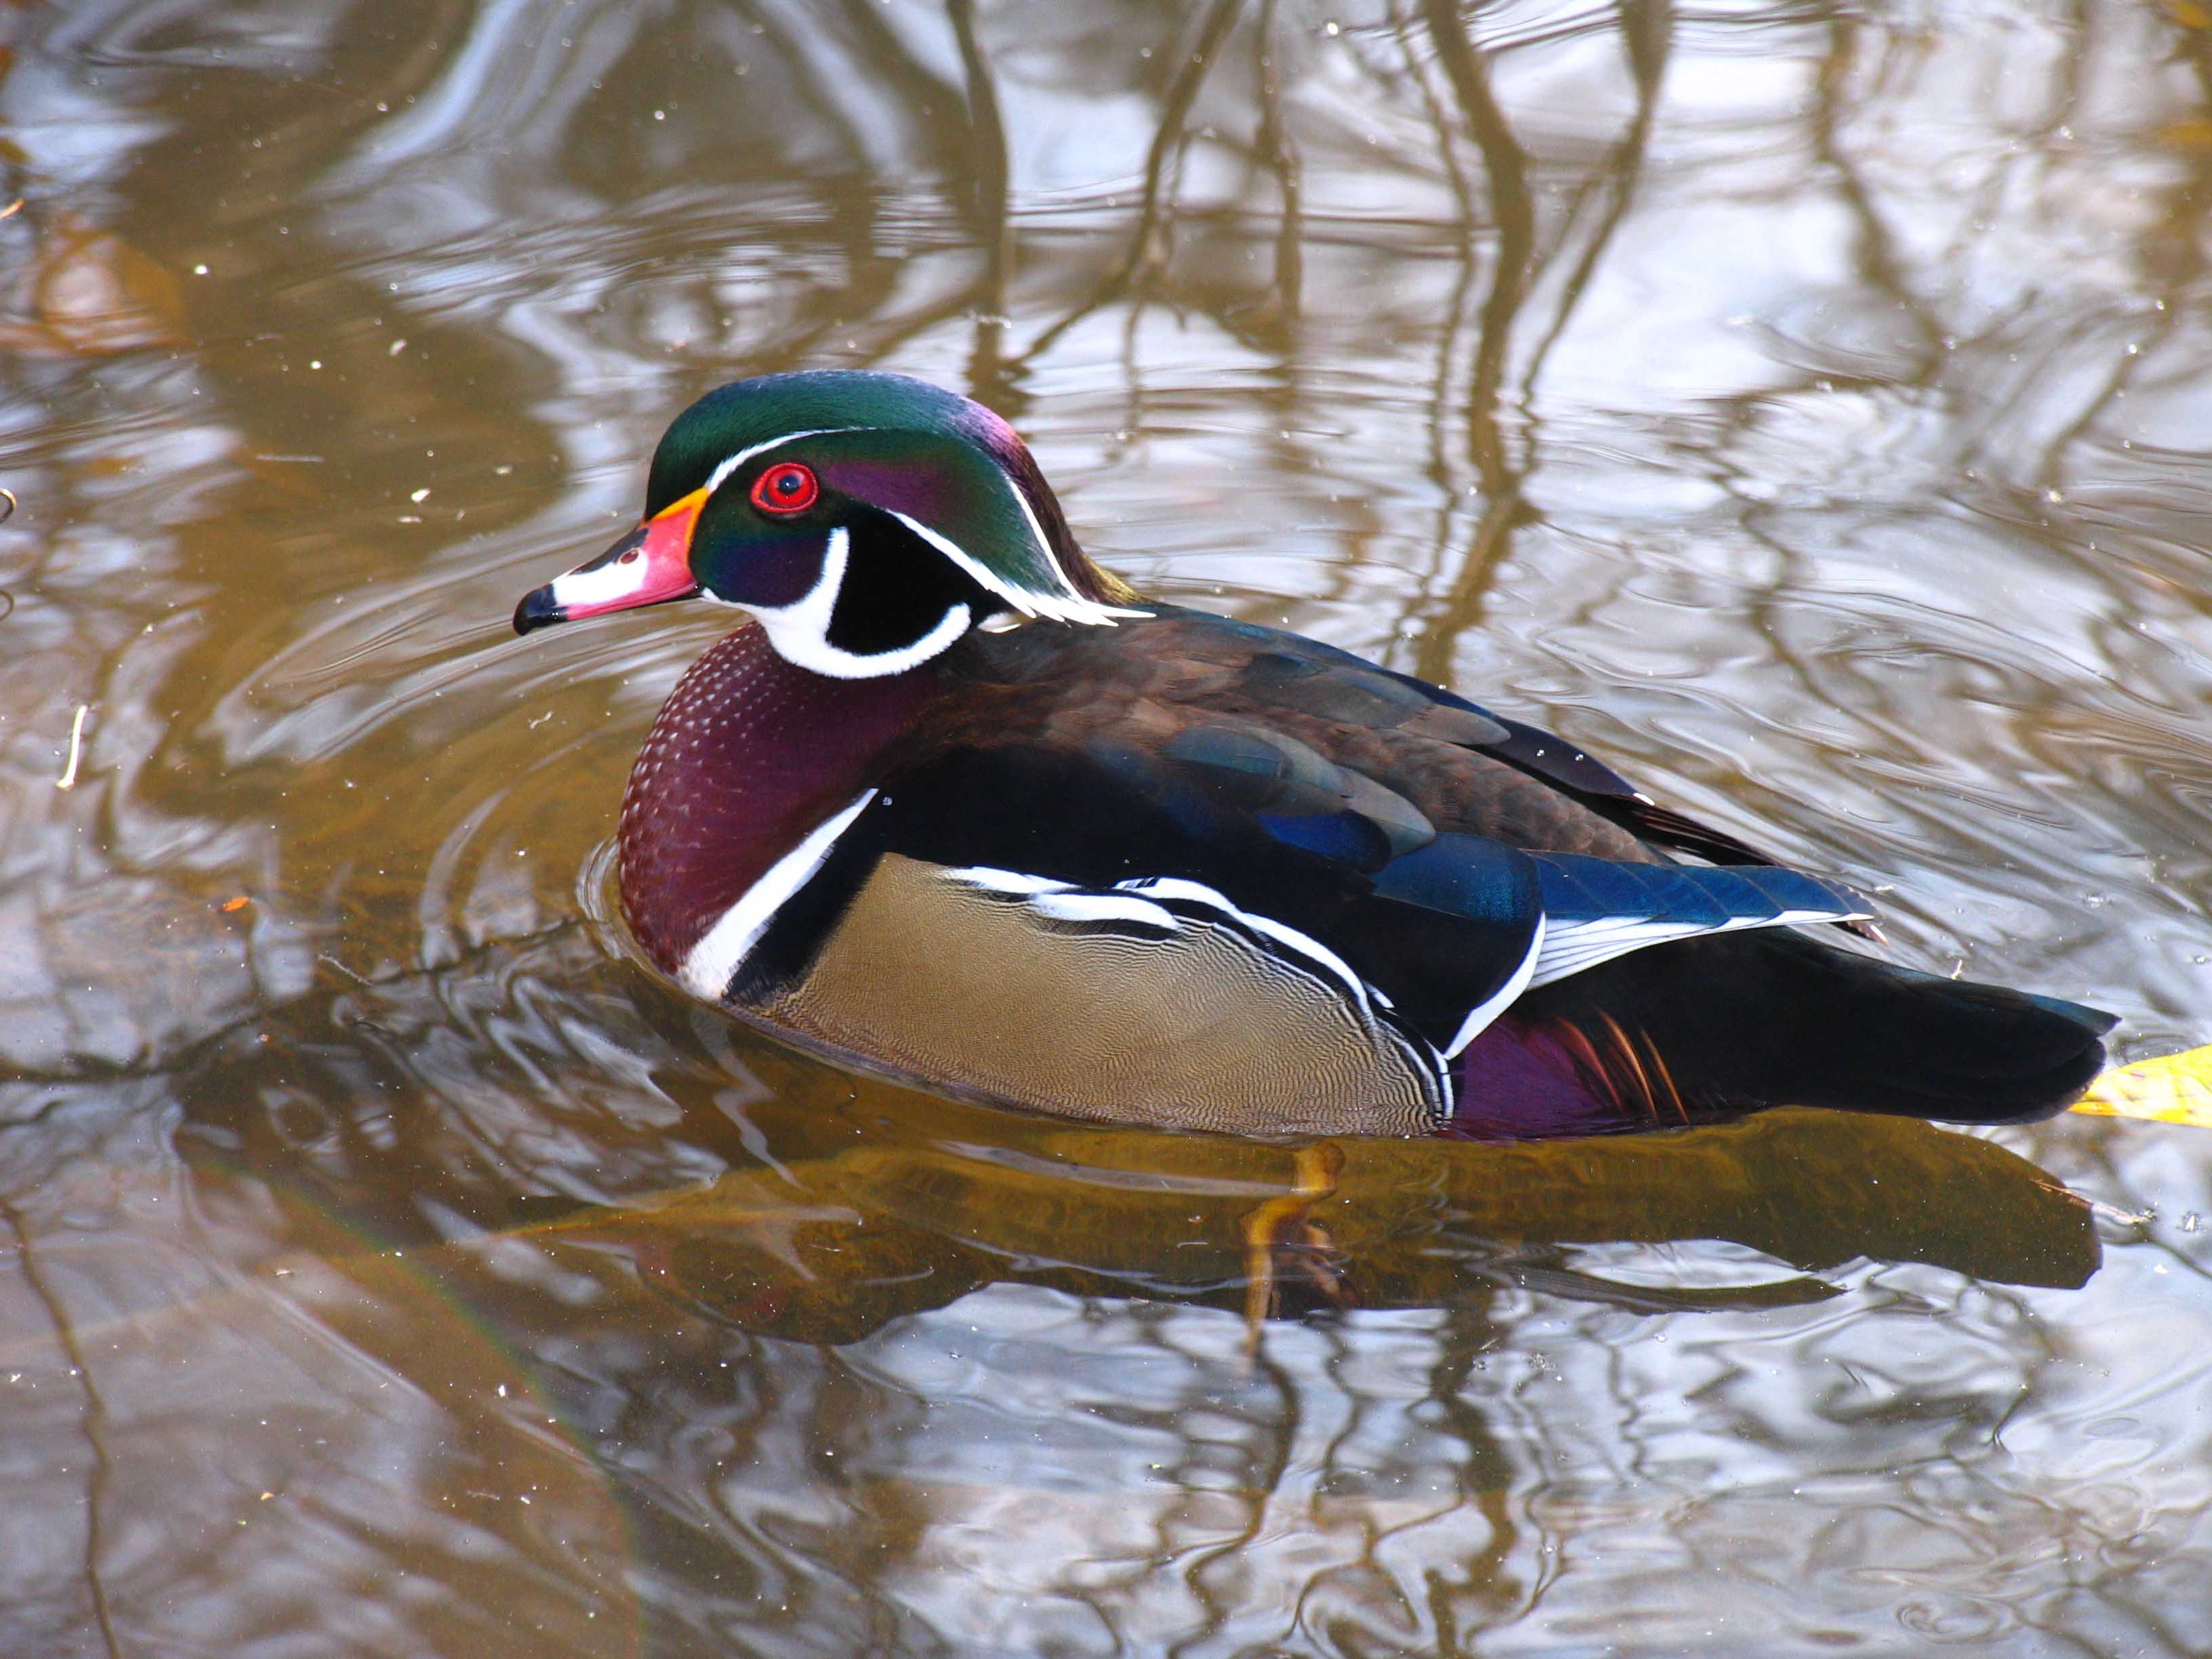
top-left (470, 1098), bottom-right (2102, 1347)
top-left (5, 0), bottom-right (2212, 1653)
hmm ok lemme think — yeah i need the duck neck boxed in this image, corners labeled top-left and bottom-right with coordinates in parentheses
top-left (617, 623), bottom-right (939, 973)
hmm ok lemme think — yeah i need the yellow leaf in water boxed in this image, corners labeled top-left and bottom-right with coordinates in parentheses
top-left (2072, 1046), bottom-right (2212, 1126)
top-left (2158, 116), bottom-right (2212, 150)
top-left (2167, 0), bottom-right (2212, 28)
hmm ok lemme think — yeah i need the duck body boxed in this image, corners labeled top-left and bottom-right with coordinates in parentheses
top-left (517, 371), bottom-right (2114, 1141)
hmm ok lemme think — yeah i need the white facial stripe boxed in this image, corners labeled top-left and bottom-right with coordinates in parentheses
top-left (698, 428), bottom-right (1143, 632)
top-left (888, 510), bottom-right (1040, 619)
top-left (703, 427), bottom-right (871, 499)
top-left (816, 601), bottom-right (971, 676)
top-left (550, 553), bottom-right (659, 613)
top-left (680, 789), bottom-right (879, 1000)
top-left (746, 525), bottom-right (972, 678)
top-left (1002, 472), bottom-right (1141, 621)
top-left (746, 523), bottom-right (848, 654)
top-left (886, 509), bottom-right (1149, 629)
top-left (1005, 480), bottom-right (1060, 583)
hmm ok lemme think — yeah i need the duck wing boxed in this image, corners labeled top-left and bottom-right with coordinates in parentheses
top-left (1193, 611), bottom-right (1877, 914)
top-left (722, 612), bottom-right (1870, 1071)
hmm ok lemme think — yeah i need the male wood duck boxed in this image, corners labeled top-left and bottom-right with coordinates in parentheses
top-left (513, 371), bottom-right (2114, 1143)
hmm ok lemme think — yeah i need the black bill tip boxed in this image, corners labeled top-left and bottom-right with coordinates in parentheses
top-left (513, 582), bottom-right (565, 636)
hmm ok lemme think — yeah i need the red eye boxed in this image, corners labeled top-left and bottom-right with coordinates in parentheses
top-left (750, 461), bottom-right (819, 516)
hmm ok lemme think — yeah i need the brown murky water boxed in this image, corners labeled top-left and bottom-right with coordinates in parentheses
top-left (4, 1), bottom-right (2212, 1654)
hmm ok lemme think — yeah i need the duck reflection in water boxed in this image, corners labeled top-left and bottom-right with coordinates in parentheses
top-left (478, 1063), bottom-right (2100, 1350)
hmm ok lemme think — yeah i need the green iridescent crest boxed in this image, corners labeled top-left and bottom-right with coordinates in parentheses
top-left (651, 371), bottom-right (1144, 628)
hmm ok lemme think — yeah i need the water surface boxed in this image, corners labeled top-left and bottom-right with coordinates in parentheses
top-left (4, 1), bottom-right (2212, 1653)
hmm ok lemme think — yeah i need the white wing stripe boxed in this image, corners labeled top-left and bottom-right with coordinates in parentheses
top-left (1444, 914), bottom-right (1545, 1058)
top-left (943, 867), bottom-right (1183, 930)
top-left (1115, 875), bottom-right (1378, 1021)
top-left (943, 867), bottom-right (1381, 1019)
top-left (1529, 902), bottom-right (1868, 988)
top-left (1027, 892), bottom-right (1182, 930)
top-left (945, 867), bottom-right (1073, 897)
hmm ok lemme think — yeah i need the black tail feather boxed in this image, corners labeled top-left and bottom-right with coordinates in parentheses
top-left (1516, 929), bottom-right (2115, 1128)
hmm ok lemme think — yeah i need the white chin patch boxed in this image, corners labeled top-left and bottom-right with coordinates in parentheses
top-left (741, 526), bottom-right (972, 678)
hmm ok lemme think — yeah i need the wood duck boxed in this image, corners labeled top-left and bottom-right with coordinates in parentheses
top-left (513, 371), bottom-right (2114, 1142)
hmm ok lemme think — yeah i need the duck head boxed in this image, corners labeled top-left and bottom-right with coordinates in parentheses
top-left (513, 370), bottom-right (1143, 676)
